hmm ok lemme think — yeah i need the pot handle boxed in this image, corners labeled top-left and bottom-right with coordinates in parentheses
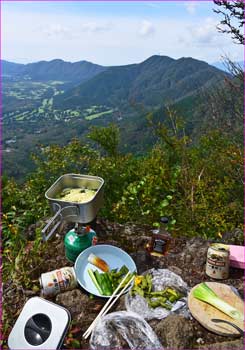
top-left (41, 204), bottom-right (79, 241)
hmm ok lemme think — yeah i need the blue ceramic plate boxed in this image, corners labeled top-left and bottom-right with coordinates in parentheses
top-left (74, 245), bottom-right (137, 298)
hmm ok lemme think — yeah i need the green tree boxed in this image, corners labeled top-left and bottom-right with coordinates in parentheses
top-left (88, 123), bottom-right (120, 157)
top-left (213, 0), bottom-right (245, 44)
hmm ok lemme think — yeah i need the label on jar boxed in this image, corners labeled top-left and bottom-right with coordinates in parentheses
top-left (147, 233), bottom-right (171, 257)
top-left (206, 243), bottom-right (230, 279)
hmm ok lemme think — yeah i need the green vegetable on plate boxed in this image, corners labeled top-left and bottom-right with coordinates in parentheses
top-left (88, 265), bottom-right (135, 296)
top-left (88, 268), bottom-right (103, 295)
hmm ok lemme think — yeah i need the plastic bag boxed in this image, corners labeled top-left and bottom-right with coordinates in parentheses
top-left (89, 311), bottom-right (164, 350)
top-left (125, 268), bottom-right (190, 320)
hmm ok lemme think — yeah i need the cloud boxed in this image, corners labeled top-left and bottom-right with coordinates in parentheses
top-left (185, 1), bottom-right (198, 15)
top-left (2, 7), bottom-right (243, 66)
top-left (80, 21), bottom-right (110, 33)
top-left (138, 20), bottom-right (155, 37)
top-left (184, 17), bottom-right (225, 46)
top-left (41, 24), bottom-right (72, 39)
top-left (37, 19), bottom-right (111, 42)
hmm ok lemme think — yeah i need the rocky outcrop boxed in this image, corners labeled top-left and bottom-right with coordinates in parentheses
top-left (4, 219), bottom-right (244, 349)
top-left (154, 315), bottom-right (195, 349)
top-left (197, 339), bottom-right (244, 350)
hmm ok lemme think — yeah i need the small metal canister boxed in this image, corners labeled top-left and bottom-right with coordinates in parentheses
top-left (206, 243), bottom-right (230, 279)
top-left (40, 267), bottom-right (77, 297)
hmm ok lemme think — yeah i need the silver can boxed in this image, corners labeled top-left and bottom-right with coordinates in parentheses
top-left (206, 243), bottom-right (230, 279)
top-left (40, 267), bottom-right (77, 297)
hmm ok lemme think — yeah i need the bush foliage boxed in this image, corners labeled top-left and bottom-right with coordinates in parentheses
top-left (3, 115), bottom-right (243, 250)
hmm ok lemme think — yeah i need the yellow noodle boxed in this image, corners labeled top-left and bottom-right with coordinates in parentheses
top-left (59, 188), bottom-right (96, 203)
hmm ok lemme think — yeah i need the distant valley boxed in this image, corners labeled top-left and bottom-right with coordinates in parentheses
top-left (2, 55), bottom-right (228, 181)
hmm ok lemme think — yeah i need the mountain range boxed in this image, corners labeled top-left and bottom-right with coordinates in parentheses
top-left (55, 55), bottom-right (227, 110)
top-left (212, 60), bottom-right (244, 72)
top-left (2, 55), bottom-right (230, 181)
top-left (3, 56), bottom-right (227, 111)
top-left (2, 59), bottom-right (106, 84)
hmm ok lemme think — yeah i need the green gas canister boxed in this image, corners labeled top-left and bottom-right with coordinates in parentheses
top-left (64, 223), bottom-right (97, 262)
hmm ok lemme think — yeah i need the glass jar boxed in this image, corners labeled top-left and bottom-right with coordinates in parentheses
top-left (147, 217), bottom-right (172, 256)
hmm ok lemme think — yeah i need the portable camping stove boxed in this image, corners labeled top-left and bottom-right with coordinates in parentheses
top-left (41, 174), bottom-right (104, 261)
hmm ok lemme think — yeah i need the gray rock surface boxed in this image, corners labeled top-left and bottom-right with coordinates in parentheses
top-left (197, 338), bottom-right (244, 350)
top-left (155, 315), bottom-right (195, 349)
top-left (56, 289), bottom-right (90, 317)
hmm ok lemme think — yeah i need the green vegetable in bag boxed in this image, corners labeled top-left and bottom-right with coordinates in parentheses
top-left (131, 274), bottom-right (182, 310)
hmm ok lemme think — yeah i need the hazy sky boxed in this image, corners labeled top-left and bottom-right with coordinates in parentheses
top-left (2, 0), bottom-right (244, 65)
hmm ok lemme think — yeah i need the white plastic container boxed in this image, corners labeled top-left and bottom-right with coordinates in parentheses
top-left (8, 297), bottom-right (71, 349)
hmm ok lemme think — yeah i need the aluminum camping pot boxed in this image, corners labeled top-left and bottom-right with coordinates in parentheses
top-left (41, 174), bottom-right (104, 241)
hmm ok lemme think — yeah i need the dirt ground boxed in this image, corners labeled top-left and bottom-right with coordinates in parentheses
top-left (3, 219), bottom-right (244, 349)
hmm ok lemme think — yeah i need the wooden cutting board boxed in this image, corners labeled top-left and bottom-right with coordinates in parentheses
top-left (188, 282), bottom-right (244, 336)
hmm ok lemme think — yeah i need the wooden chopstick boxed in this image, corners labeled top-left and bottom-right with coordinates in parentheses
top-left (83, 275), bottom-right (135, 339)
top-left (83, 271), bottom-right (131, 339)
top-left (83, 272), bottom-right (135, 339)
top-left (83, 271), bottom-right (130, 338)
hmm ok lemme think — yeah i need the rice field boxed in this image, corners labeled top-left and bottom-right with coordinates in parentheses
top-left (85, 109), bottom-right (114, 120)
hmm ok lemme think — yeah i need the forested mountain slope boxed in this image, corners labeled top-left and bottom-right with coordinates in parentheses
top-left (53, 55), bottom-right (227, 109)
top-left (2, 59), bottom-right (106, 84)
